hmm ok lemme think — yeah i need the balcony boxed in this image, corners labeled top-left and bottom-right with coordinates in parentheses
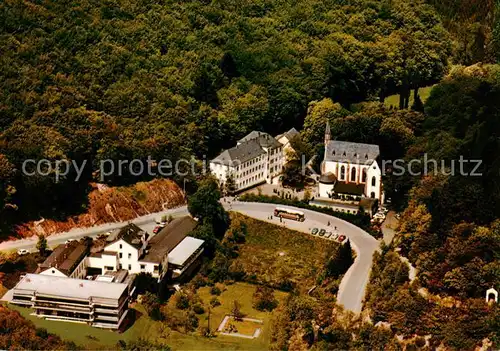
top-left (34, 303), bottom-right (93, 314)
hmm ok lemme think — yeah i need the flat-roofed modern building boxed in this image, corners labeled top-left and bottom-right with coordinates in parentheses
top-left (11, 274), bottom-right (129, 329)
top-left (167, 236), bottom-right (204, 278)
top-left (139, 216), bottom-right (201, 280)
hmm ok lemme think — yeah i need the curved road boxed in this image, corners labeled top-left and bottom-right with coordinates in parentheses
top-left (0, 200), bottom-right (379, 314)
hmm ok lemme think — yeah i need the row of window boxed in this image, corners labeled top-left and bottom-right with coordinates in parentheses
top-left (238, 164), bottom-right (263, 177)
top-left (270, 147), bottom-right (281, 155)
top-left (338, 166), bottom-right (376, 186)
top-left (237, 156), bottom-right (262, 171)
top-left (238, 173), bottom-right (264, 187)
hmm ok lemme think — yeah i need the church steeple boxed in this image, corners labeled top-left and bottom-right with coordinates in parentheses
top-left (324, 120), bottom-right (331, 145)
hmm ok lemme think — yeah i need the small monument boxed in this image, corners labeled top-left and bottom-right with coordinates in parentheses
top-left (485, 288), bottom-right (498, 303)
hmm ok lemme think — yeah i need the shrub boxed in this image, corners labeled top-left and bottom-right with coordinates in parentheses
top-left (415, 336), bottom-right (426, 348)
top-left (210, 297), bottom-right (221, 307)
top-left (252, 286), bottom-right (278, 311)
top-left (210, 286), bottom-right (221, 296)
top-left (193, 304), bottom-right (205, 315)
top-left (175, 292), bottom-right (190, 310)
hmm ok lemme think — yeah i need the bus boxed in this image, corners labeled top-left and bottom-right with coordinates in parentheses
top-left (274, 207), bottom-right (305, 222)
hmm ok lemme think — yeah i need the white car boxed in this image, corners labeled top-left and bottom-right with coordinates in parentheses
top-left (373, 213), bottom-right (385, 220)
top-left (65, 239), bottom-right (76, 244)
top-left (379, 207), bottom-right (389, 214)
top-left (17, 249), bottom-right (29, 256)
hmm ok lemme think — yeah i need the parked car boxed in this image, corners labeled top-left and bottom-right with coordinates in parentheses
top-left (17, 249), bottom-right (29, 256)
top-left (86, 275), bottom-right (94, 280)
top-left (153, 226), bottom-right (163, 234)
top-left (324, 231), bottom-right (332, 238)
top-left (65, 239), bottom-right (76, 244)
top-left (379, 207), bottom-right (389, 214)
top-left (319, 229), bottom-right (326, 236)
top-left (311, 228), bottom-right (319, 235)
top-left (338, 235), bottom-right (347, 243)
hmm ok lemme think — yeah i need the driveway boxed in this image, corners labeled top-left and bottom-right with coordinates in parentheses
top-left (382, 211), bottom-right (398, 245)
top-left (0, 200), bottom-right (379, 314)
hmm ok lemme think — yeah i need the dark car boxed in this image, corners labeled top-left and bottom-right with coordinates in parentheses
top-left (311, 228), bottom-right (319, 235)
top-left (319, 229), bottom-right (326, 236)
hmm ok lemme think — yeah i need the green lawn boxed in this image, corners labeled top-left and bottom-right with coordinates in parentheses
top-left (8, 282), bottom-right (286, 350)
top-left (384, 85), bottom-right (434, 108)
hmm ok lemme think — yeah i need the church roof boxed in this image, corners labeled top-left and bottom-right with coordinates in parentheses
top-left (325, 140), bottom-right (379, 164)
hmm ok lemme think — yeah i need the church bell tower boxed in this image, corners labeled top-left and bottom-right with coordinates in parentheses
top-left (324, 120), bottom-right (331, 146)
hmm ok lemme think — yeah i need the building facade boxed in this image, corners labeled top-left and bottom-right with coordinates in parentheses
top-left (210, 131), bottom-right (284, 192)
top-left (320, 122), bottom-right (383, 202)
top-left (12, 274), bottom-right (129, 329)
top-left (37, 241), bottom-right (90, 279)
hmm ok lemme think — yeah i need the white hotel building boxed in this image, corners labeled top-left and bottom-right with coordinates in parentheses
top-left (210, 131), bottom-right (285, 191)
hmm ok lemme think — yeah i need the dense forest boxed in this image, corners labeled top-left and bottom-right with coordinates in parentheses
top-left (0, 0), bottom-right (456, 236)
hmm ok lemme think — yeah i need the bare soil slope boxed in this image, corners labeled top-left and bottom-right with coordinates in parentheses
top-left (14, 179), bottom-right (184, 239)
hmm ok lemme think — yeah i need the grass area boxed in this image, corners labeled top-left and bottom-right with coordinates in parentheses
top-left (231, 213), bottom-right (339, 291)
top-left (7, 282), bottom-right (286, 350)
top-left (384, 85), bottom-right (434, 108)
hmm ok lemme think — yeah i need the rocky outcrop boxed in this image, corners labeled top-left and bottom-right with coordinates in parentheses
top-left (13, 179), bottom-right (185, 239)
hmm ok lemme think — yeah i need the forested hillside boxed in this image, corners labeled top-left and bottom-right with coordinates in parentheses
top-left (0, 0), bottom-right (452, 236)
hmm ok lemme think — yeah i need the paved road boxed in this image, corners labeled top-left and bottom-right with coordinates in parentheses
top-left (0, 206), bottom-right (190, 252)
top-left (0, 200), bottom-right (379, 314)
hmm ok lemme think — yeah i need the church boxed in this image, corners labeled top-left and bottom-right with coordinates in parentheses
top-left (318, 122), bottom-right (383, 203)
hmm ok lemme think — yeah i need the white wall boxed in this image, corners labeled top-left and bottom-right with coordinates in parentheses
top-left (137, 260), bottom-right (163, 279)
top-left (210, 163), bottom-right (230, 187)
top-left (87, 253), bottom-right (118, 273)
top-left (319, 182), bottom-right (334, 198)
top-left (105, 240), bottom-right (142, 273)
top-left (69, 258), bottom-right (88, 279)
top-left (39, 267), bottom-right (67, 277)
top-left (366, 161), bottom-right (382, 200)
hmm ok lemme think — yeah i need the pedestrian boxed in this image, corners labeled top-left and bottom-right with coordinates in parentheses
top-left (327, 221), bottom-right (330, 226)
top-left (334, 226), bottom-right (337, 230)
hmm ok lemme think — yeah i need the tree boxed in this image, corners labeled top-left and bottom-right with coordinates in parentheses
top-left (301, 98), bottom-right (348, 147)
top-left (252, 286), bottom-right (278, 311)
top-left (142, 292), bottom-right (162, 321)
top-left (325, 240), bottom-right (354, 278)
top-left (231, 300), bottom-right (244, 321)
top-left (188, 177), bottom-right (229, 237)
top-left (36, 235), bottom-right (48, 256)
top-left (224, 173), bottom-right (236, 196)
